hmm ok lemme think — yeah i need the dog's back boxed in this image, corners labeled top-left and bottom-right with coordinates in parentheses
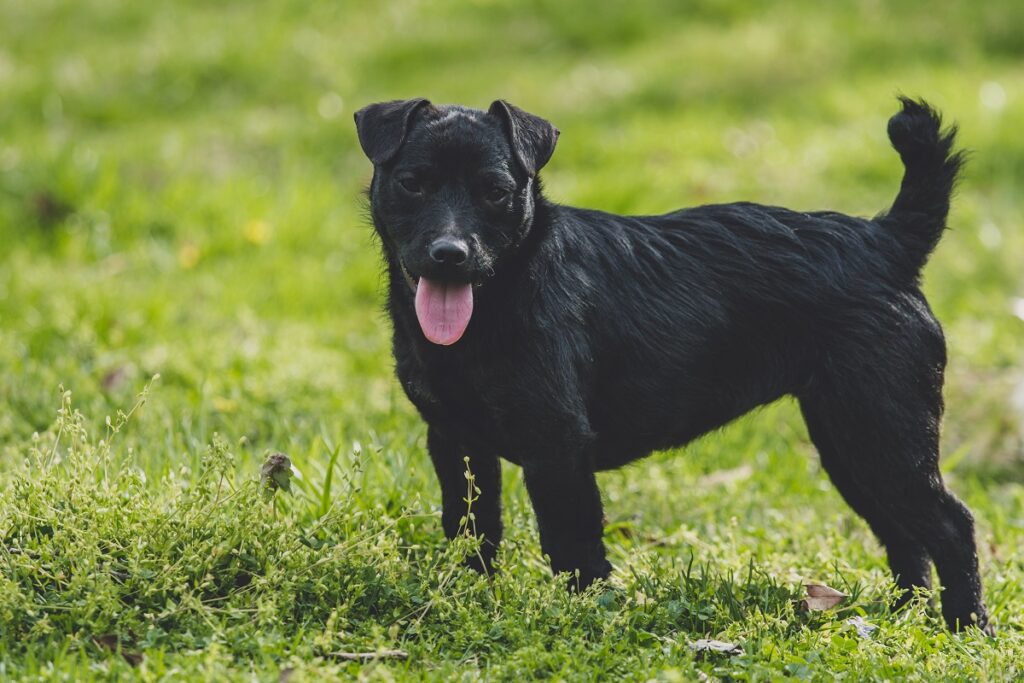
top-left (542, 99), bottom-right (962, 457)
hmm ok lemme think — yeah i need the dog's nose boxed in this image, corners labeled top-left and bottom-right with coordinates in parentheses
top-left (429, 237), bottom-right (469, 266)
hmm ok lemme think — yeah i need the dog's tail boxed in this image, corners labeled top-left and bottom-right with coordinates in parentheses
top-left (879, 97), bottom-right (965, 275)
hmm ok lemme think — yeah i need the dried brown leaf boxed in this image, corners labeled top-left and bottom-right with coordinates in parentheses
top-left (93, 635), bottom-right (144, 667)
top-left (261, 452), bottom-right (293, 494)
top-left (688, 639), bottom-right (743, 657)
top-left (800, 583), bottom-right (847, 611)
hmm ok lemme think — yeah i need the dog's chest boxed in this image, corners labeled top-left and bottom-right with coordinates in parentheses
top-left (397, 340), bottom-right (509, 447)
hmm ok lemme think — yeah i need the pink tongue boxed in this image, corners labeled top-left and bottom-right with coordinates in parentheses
top-left (414, 278), bottom-right (474, 346)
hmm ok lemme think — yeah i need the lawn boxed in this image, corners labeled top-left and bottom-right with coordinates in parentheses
top-left (1, 0), bottom-right (1023, 680)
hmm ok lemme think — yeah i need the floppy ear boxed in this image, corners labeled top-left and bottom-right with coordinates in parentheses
top-left (353, 98), bottom-right (431, 165)
top-left (488, 100), bottom-right (559, 177)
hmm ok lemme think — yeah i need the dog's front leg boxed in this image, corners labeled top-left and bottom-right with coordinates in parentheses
top-left (522, 451), bottom-right (611, 591)
top-left (426, 426), bottom-right (503, 575)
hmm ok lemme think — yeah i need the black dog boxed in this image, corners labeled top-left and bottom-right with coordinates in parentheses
top-left (354, 97), bottom-right (989, 633)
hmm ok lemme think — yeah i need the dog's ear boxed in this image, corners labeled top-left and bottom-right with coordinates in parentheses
top-left (488, 100), bottom-right (559, 177)
top-left (353, 98), bottom-right (431, 165)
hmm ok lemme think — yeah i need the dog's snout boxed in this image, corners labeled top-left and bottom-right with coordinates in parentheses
top-left (429, 237), bottom-right (469, 266)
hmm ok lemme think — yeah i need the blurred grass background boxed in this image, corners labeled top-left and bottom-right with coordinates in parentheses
top-left (1, 0), bottom-right (1023, 680)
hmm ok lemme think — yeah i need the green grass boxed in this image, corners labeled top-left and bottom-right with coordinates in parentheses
top-left (1, 0), bottom-right (1023, 680)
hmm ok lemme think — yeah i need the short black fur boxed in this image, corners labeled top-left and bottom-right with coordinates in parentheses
top-left (353, 97), bottom-right (989, 633)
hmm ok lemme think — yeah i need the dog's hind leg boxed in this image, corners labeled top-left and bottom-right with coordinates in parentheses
top-left (800, 400), bottom-right (933, 607)
top-left (798, 318), bottom-right (989, 632)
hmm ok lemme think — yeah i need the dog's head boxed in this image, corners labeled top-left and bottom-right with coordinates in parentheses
top-left (354, 99), bottom-right (558, 345)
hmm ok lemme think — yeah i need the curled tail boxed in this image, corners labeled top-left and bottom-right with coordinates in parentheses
top-left (880, 97), bottom-right (965, 274)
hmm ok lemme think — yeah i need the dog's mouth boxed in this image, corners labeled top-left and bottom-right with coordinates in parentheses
top-left (399, 260), bottom-right (474, 346)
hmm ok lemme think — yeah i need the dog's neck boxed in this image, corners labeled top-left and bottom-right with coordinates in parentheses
top-left (511, 176), bottom-right (555, 260)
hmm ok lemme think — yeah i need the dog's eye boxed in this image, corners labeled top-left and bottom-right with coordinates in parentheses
top-left (397, 176), bottom-right (422, 195)
top-left (484, 186), bottom-right (510, 203)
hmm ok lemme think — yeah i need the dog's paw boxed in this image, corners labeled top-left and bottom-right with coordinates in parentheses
top-left (564, 559), bottom-right (613, 593)
top-left (945, 609), bottom-right (993, 636)
top-left (462, 540), bottom-right (499, 577)
top-left (463, 552), bottom-right (497, 577)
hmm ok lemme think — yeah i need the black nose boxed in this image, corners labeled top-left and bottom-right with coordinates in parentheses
top-left (429, 238), bottom-right (469, 265)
